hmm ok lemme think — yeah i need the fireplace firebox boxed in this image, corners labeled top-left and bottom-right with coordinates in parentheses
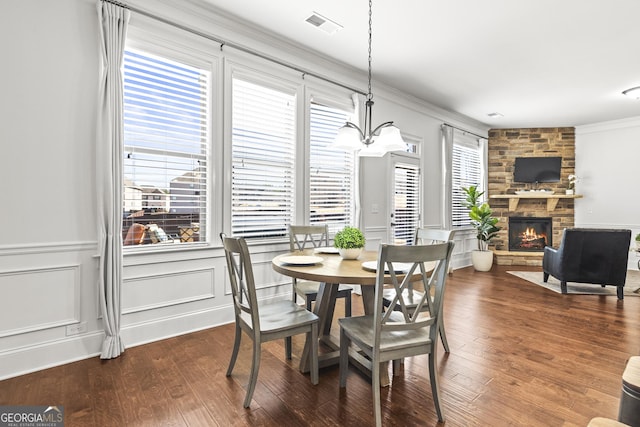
top-left (508, 217), bottom-right (552, 251)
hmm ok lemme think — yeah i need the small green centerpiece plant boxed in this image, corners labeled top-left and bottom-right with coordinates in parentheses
top-left (333, 226), bottom-right (365, 259)
top-left (334, 226), bottom-right (365, 249)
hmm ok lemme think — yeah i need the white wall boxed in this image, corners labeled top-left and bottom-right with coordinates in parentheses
top-left (0, 0), bottom-right (105, 378)
top-left (575, 117), bottom-right (640, 269)
top-left (0, 0), bottom-right (486, 379)
top-left (1, 0), bottom-right (98, 244)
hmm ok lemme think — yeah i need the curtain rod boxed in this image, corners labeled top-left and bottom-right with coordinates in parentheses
top-left (443, 123), bottom-right (487, 140)
top-left (101, 0), bottom-right (365, 96)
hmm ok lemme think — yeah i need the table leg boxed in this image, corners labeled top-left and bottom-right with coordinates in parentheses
top-left (299, 282), bottom-right (339, 373)
top-left (360, 285), bottom-right (375, 314)
top-left (299, 283), bottom-right (390, 387)
top-left (318, 283), bottom-right (338, 337)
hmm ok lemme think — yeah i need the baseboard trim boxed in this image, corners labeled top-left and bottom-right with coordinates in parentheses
top-left (120, 304), bottom-right (235, 349)
top-left (0, 333), bottom-right (103, 381)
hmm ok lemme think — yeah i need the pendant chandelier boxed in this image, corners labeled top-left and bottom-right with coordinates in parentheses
top-left (333, 0), bottom-right (406, 157)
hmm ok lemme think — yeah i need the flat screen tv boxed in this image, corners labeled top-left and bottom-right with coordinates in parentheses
top-left (513, 156), bottom-right (561, 183)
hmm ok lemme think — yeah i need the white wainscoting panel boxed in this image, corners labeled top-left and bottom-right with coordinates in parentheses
top-left (0, 265), bottom-right (80, 338)
top-left (122, 267), bottom-right (215, 314)
top-left (364, 226), bottom-right (387, 251)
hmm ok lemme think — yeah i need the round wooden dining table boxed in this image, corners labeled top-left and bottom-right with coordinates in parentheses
top-left (272, 249), bottom-right (426, 386)
top-left (273, 249), bottom-right (381, 286)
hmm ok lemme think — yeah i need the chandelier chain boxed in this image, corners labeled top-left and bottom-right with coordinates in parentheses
top-left (332, 0), bottom-right (403, 155)
top-left (367, 0), bottom-right (373, 101)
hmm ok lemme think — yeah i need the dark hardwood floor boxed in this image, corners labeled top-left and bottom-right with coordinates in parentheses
top-left (1, 266), bottom-right (639, 426)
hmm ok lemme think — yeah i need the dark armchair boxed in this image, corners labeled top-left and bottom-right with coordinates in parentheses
top-left (543, 228), bottom-right (631, 299)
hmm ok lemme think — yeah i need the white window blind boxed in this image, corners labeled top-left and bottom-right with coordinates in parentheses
top-left (452, 138), bottom-right (483, 227)
top-left (231, 77), bottom-right (296, 239)
top-left (122, 49), bottom-right (209, 246)
top-left (393, 163), bottom-right (420, 245)
top-left (309, 102), bottom-right (354, 234)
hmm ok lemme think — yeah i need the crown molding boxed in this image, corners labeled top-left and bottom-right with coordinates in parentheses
top-left (576, 116), bottom-right (640, 135)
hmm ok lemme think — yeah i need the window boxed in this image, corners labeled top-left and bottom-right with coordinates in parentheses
top-left (451, 131), bottom-right (486, 227)
top-left (309, 101), bottom-right (355, 234)
top-left (231, 77), bottom-right (296, 239)
top-left (122, 49), bottom-right (209, 246)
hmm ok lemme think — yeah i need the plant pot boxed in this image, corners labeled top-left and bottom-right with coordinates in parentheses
top-left (338, 248), bottom-right (362, 260)
top-left (471, 250), bottom-right (494, 272)
top-left (636, 240), bottom-right (640, 250)
top-left (565, 189), bottom-right (574, 195)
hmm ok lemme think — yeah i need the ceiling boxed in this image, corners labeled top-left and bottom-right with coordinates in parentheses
top-left (200, 0), bottom-right (640, 129)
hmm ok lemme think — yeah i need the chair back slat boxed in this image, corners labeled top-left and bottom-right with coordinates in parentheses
top-left (221, 234), bottom-right (260, 330)
top-left (381, 261), bottom-right (420, 323)
top-left (374, 242), bottom-right (455, 342)
top-left (414, 228), bottom-right (455, 245)
top-left (289, 225), bottom-right (329, 251)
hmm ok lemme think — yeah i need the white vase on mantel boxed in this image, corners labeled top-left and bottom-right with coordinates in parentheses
top-left (566, 189), bottom-right (574, 195)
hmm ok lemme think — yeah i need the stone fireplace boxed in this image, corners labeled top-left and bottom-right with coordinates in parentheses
top-left (487, 127), bottom-right (576, 266)
top-left (508, 217), bottom-right (552, 252)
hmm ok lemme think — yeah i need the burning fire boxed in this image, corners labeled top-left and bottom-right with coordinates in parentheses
top-left (522, 227), bottom-right (540, 240)
top-left (518, 227), bottom-right (547, 248)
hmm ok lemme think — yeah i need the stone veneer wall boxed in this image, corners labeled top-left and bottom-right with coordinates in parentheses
top-left (488, 128), bottom-right (575, 264)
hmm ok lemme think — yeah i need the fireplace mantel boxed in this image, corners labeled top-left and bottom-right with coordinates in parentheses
top-left (489, 194), bottom-right (583, 212)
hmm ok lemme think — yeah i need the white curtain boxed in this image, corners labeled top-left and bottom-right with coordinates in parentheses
top-left (96, 1), bottom-right (129, 359)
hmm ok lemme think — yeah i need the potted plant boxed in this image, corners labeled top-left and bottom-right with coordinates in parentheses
top-left (333, 226), bottom-right (365, 260)
top-left (462, 185), bottom-right (501, 271)
top-left (635, 233), bottom-right (640, 250)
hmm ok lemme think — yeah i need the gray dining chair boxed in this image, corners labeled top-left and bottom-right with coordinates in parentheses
top-left (221, 233), bottom-right (319, 408)
top-left (288, 225), bottom-right (352, 317)
top-left (382, 228), bottom-right (455, 352)
top-left (339, 241), bottom-right (455, 426)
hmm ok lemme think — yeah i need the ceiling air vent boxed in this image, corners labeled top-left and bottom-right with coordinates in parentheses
top-left (305, 12), bottom-right (342, 35)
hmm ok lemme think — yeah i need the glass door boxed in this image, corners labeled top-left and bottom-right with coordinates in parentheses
top-left (389, 156), bottom-right (421, 245)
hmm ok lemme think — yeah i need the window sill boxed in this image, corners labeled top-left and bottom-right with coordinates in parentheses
top-left (123, 242), bottom-right (216, 266)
